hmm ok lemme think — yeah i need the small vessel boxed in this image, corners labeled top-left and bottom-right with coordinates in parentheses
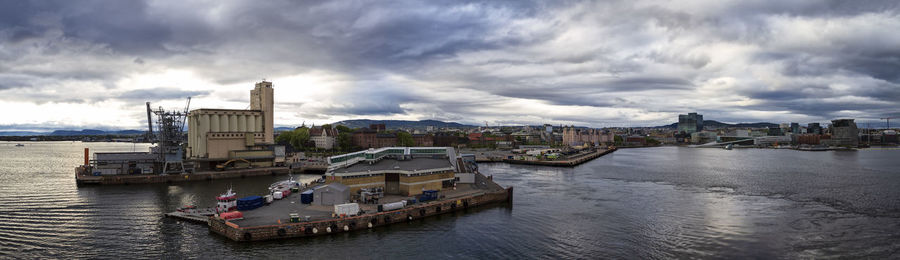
top-left (216, 188), bottom-right (238, 213)
top-left (724, 144), bottom-right (733, 150)
top-left (268, 175), bottom-right (300, 193)
top-left (15, 144), bottom-right (24, 147)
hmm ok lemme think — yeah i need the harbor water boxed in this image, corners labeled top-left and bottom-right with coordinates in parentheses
top-left (1, 142), bottom-right (899, 258)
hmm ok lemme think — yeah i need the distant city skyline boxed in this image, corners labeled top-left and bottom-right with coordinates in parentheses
top-left (1, 1), bottom-right (898, 131)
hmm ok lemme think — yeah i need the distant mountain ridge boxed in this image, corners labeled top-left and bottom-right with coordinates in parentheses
top-left (49, 129), bottom-right (145, 136)
top-left (653, 120), bottom-right (779, 129)
top-left (0, 129), bottom-right (146, 136)
top-left (331, 119), bottom-right (476, 130)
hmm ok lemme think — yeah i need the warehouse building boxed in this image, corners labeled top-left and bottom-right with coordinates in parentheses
top-left (324, 147), bottom-right (467, 196)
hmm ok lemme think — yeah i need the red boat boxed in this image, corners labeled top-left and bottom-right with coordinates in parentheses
top-left (216, 188), bottom-right (237, 213)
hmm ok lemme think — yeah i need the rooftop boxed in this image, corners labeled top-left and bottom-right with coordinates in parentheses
top-left (332, 158), bottom-right (452, 174)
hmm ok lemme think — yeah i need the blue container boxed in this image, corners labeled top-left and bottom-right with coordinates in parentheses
top-left (237, 196), bottom-right (265, 211)
top-left (300, 190), bottom-right (314, 204)
top-left (419, 190), bottom-right (439, 202)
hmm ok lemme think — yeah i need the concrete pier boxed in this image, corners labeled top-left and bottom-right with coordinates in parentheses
top-left (503, 147), bottom-right (617, 167)
top-left (208, 186), bottom-right (512, 242)
top-left (75, 167), bottom-right (291, 185)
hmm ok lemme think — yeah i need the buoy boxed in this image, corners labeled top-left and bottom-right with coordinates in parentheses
top-left (312, 227), bottom-right (318, 234)
top-left (407, 215), bottom-right (413, 221)
top-left (343, 225), bottom-right (349, 231)
top-left (368, 222), bottom-right (373, 228)
top-left (326, 227), bottom-right (332, 233)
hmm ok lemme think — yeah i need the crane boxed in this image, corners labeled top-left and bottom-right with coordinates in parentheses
top-left (881, 117), bottom-right (895, 129)
top-left (181, 97), bottom-right (191, 131)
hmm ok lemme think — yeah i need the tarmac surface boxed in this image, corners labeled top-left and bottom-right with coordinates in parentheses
top-left (231, 181), bottom-right (495, 227)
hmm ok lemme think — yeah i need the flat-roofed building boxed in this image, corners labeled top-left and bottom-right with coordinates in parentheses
top-left (325, 147), bottom-right (463, 196)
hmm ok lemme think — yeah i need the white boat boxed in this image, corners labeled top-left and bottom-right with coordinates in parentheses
top-left (268, 175), bottom-right (300, 193)
top-left (216, 188), bottom-right (237, 213)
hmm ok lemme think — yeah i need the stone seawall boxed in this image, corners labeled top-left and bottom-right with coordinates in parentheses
top-left (76, 167), bottom-right (290, 185)
top-left (209, 187), bottom-right (513, 242)
top-left (503, 147), bottom-right (617, 167)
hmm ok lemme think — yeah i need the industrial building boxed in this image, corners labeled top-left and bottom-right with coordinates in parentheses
top-left (186, 81), bottom-right (283, 170)
top-left (324, 147), bottom-right (468, 196)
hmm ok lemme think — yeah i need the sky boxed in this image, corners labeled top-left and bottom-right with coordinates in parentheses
top-left (0, 0), bottom-right (898, 131)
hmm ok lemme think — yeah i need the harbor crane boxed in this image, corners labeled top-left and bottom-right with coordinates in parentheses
top-left (881, 117), bottom-right (895, 129)
top-left (145, 96), bottom-right (192, 174)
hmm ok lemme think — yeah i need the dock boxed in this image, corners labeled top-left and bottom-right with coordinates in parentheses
top-left (165, 211), bottom-right (213, 224)
top-left (502, 147), bottom-right (616, 167)
top-left (202, 172), bottom-right (512, 242)
top-left (76, 167), bottom-right (291, 185)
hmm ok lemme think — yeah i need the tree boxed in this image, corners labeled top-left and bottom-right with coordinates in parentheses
top-left (275, 131), bottom-right (295, 146)
top-left (397, 131), bottom-right (415, 146)
top-left (337, 132), bottom-right (352, 152)
top-left (614, 135), bottom-right (623, 146)
top-left (335, 125), bottom-right (352, 133)
top-left (645, 137), bottom-right (660, 146)
top-left (292, 127), bottom-right (310, 150)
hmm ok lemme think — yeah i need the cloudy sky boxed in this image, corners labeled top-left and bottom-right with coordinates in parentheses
top-left (1, 0), bottom-right (898, 130)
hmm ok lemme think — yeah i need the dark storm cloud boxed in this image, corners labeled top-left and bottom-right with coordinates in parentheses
top-left (0, 1), bottom-right (175, 54)
top-left (1, 0), bottom-right (899, 128)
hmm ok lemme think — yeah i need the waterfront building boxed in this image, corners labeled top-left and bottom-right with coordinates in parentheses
top-left (796, 134), bottom-right (822, 145)
top-left (325, 147), bottom-right (464, 196)
top-left (678, 112), bottom-right (704, 134)
top-left (767, 126), bottom-right (783, 136)
top-left (186, 81), bottom-right (282, 169)
top-left (433, 132), bottom-right (465, 147)
top-left (791, 123), bottom-right (800, 134)
top-left (624, 136), bottom-right (646, 147)
top-left (690, 131), bottom-right (717, 144)
top-left (411, 134), bottom-right (434, 147)
top-left (351, 127), bottom-right (377, 149)
top-left (309, 126), bottom-right (338, 150)
top-left (755, 136), bottom-right (792, 147)
top-left (370, 124), bottom-right (386, 132)
top-left (562, 127), bottom-right (606, 147)
top-left (807, 123), bottom-right (823, 134)
top-left (825, 119), bottom-right (859, 147)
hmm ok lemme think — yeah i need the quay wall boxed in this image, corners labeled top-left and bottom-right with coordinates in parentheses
top-left (503, 147), bottom-right (617, 167)
top-left (209, 187), bottom-right (513, 242)
top-left (76, 167), bottom-right (290, 185)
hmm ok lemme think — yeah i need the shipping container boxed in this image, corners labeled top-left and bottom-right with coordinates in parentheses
top-left (236, 196), bottom-right (265, 211)
top-left (334, 203), bottom-right (360, 216)
top-left (300, 190), bottom-right (314, 204)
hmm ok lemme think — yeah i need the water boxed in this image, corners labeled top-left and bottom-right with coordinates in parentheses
top-left (1, 142), bottom-right (899, 259)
